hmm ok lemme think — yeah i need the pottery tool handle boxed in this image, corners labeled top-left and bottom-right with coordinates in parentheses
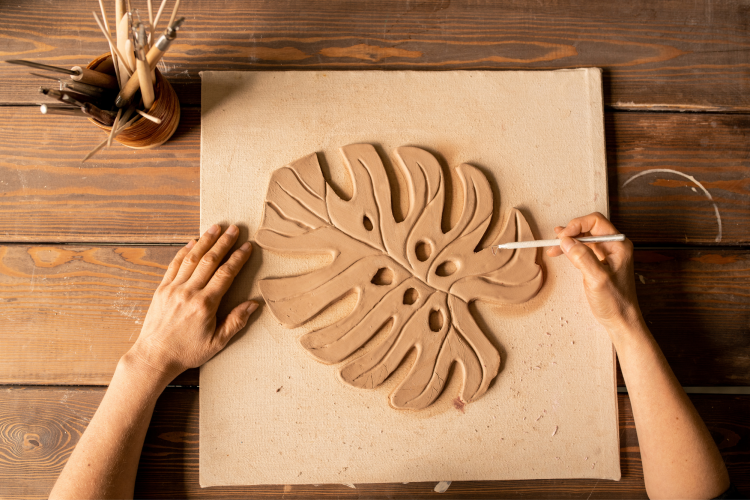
top-left (82, 102), bottom-right (117, 126)
top-left (115, 18), bottom-right (185, 107)
top-left (69, 66), bottom-right (120, 89)
top-left (495, 233), bottom-right (626, 250)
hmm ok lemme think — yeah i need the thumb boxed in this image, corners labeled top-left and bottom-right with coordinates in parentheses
top-left (215, 301), bottom-right (259, 345)
top-left (560, 236), bottom-right (605, 283)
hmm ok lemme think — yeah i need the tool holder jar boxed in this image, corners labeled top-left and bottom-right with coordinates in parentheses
top-left (87, 53), bottom-right (180, 149)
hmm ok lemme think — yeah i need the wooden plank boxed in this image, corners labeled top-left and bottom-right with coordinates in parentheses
top-left (1, 244), bottom-right (748, 386)
top-left (0, 107), bottom-right (199, 243)
top-left (0, 387), bottom-right (747, 499)
top-left (2, 1), bottom-right (750, 110)
top-left (1, 109), bottom-right (749, 244)
top-left (0, 244), bottom-right (198, 386)
top-left (607, 113), bottom-right (750, 245)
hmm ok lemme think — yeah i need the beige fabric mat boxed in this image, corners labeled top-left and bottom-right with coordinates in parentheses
top-left (199, 69), bottom-right (618, 486)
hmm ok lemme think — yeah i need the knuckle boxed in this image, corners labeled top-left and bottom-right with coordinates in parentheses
top-left (183, 253), bottom-right (200, 267)
top-left (217, 260), bottom-right (238, 277)
top-left (202, 252), bottom-right (220, 267)
top-left (194, 295), bottom-right (214, 313)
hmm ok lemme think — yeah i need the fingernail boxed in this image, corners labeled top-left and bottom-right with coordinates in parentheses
top-left (560, 236), bottom-right (575, 253)
top-left (245, 301), bottom-right (259, 314)
top-left (225, 225), bottom-right (238, 236)
top-left (240, 241), bottom-right (252, 251)
top-left (186, 239), bottom-right (195, 249)
top-left (207, 224), bottom-right (220, 235)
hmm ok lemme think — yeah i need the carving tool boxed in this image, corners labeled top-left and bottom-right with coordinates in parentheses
top-left (493, 233), bottom-right (626, 251)
top-left (39, 88), bottom-right (86, 107)
top-left (81, 102), bottom-right (118, 125)
top-left (167, 0), bottom-right (182, 28)
top-left (116, 10), bottom-right (132, 84)
top-left (30, 73), bottom-right (110, 97)
top-left (133, 21), bottom-right (154, 109)
top-left (92, 11), bottom-right (133, 78)
top-left (40, 104), bottom-right (85, 117)
top-left (97, 0), bottom-right (122, 87)
top-left (6, 60), bottom-right (119, 89)
top-left (39, 87), bottom-right (106, 106)
top-left (151, 0), bottom-right (169, 41)
top-left (115, 17), bottom-right (185, 107)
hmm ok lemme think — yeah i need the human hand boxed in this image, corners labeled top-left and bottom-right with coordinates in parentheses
top-left (128, 224), bottom-right (258, 379)
top-left (546, 212), bottom-right (643, 332)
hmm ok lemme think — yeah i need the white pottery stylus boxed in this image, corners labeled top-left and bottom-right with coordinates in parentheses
top-left (494, 233), bottom-right (626, 250)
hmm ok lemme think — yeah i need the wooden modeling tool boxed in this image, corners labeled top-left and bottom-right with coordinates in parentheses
top-left (116, 11), bottom-right (132, 85)
top-left (151, 0), bottom-right (169, 41)
top-left (133, 22), bottom-right (154, 109)
top-left (92, 11), bottom-right (133, 78)
top-left (115, 17), bottom-right (185, 107)
top-left (494, 233), bottom-right (626, 251)
top-left (6, 60), bottom-right (119, 89)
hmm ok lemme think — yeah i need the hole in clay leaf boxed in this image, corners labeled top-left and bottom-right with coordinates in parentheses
top-left (415, 241), bottom-right (431, 262)
top-left (371, 267), bottom-right (394, 286)
top-left (429, 309), bottom-right (444, 332)
top-left (363, 215), bottom-right (374, 231)
top-left (403, 288), bottom-right (418, 305)
top-left (435, 261), bottom-right (457, 277)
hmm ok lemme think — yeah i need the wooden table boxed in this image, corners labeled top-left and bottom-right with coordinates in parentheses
top-left (1, 1), bottom-right (748, 498)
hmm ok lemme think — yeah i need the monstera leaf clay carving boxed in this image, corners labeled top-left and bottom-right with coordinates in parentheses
top-left (255, 144), bottom-right (543, 411)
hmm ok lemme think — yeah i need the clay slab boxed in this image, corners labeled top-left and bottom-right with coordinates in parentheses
top-left (199, 69), bottom-right (618, 486)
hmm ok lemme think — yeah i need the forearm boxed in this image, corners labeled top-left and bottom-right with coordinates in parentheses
top-left (50, 351), bottom-right (173, 500)
top-left (608, 317), bottom-right (729, 499)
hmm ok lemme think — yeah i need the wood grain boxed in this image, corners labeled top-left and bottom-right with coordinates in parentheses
top-left (2, 0), bottom-right (750, 110)
top-left (1, 109), bottom-right (748, 244)
top-left (607, 113), bottom-right (750, 245)
top-left (0, 244), bottom-right (198, 386)
top-left (1, 244), bottom-right (748, 387)
top-left (0, 387), bottom-right (747, 499)
top-left (0, 107), bottom-right (199, 243)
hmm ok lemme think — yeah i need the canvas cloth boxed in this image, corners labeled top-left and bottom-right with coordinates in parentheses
top-left (199, 69), bottom-right (619, 486)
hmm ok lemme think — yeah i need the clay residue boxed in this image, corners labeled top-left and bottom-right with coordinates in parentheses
top-left (255, 145), bottom-right (543, 411)
top-left (452, 397), bottom-right (466, 413)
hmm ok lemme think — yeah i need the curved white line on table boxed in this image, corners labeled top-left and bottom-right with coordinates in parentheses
top-left (622, 168), bottom-right (722, 243)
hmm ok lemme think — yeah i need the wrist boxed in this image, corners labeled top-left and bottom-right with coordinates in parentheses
top-left (603, 306), bottom-right (651, 348)
top-left (119, 347), bottom-right (178, 392)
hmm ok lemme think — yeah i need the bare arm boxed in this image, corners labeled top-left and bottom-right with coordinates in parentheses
top-left (547, 213), bottom-right (729, 499)
top-left (50, 224), bottom-right (258, 500)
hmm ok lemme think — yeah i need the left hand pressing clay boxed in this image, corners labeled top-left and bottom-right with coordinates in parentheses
top-left (255, 144), bottom-right (543, 410)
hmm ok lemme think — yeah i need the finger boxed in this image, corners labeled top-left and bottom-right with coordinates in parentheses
top-left (203, 241), bottom-right (253, 298)
top-left (560, 236), bottom-right (608, 286)
top-left (188, 224), bottom-right (240, 289)
top-left (215, 301), bottom-right (259, 346)
top-left (559, 212), bottom-right (619, 238)
top-left (172, 224), bottom-right (222, 285)
top-left (602, 237), bottom-right (634, 271)
top-left (161, 240), bottom-right (194, 286)
top-left (547, 244), bottom-right (564, 257)
top-left (587, 242), bottom-right (608, 262)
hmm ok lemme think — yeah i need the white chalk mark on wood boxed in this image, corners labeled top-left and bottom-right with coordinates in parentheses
top-left (342, 483), bottom-right (356, 489)
top-left (434, 481), bottom-right (452, 493)
top-left (622, 169), bottom-right (722, 242)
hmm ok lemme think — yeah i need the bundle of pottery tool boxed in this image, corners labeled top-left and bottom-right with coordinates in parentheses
top-left (6, 0), bottom-right (184, 161)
